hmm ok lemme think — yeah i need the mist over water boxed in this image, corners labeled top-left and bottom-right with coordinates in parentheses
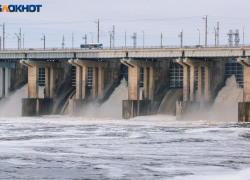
top-left (0, 85), bottom-right (28, 117)
top-left (207, 75), bottom-right (243, 122)
top-left (83, 78), bottom-right (128, 119)
top-left (0, 85), bottom-right (44, 117)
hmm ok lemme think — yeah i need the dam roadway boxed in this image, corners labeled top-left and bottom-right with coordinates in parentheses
top-left (0, 46), bottom-right (249, 60)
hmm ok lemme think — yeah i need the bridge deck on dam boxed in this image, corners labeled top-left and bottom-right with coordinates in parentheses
top-left (0, 47), bottom-right (249, 59)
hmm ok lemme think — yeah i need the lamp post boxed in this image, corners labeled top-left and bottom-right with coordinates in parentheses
top-left (125, 30), bottom-right (127, 48)
top-left (72, 31), bottom-right (74, 49)
top-left (42, 33), bottom-right (45, 50)
top-left (197, 29), bottom-right (200, 46)
top-left (0, 23), bottom-right (5, 50)
top-left (243, 26), bottom-right (245, 46)
top-left (90, 32), bottom-right (93, 43)
top-left (142, 30), bottom-right (144, 48)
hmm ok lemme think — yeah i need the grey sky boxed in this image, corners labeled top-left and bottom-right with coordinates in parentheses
top-left (1, 0), bottom-right (250, 49)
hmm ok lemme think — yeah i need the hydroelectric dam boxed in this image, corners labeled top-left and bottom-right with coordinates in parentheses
top-left (0, 46), bottom-right (249, 122)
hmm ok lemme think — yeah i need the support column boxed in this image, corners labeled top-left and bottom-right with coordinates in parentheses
top-left (0, 68), bottom-right (5, 98)
top-left (5, 68), bottom-right (11, 97)
top-left (50, 68), bottom-right (55, 98)
top-left (243, 66), bottom-right (250, 102)
top-left (237, 58), bottom-right (250, 122)
top-left (75, 66), bottom-right (82, 99)
top-left (81, 66), bottom-right (88, 99)
top-left (204, 67), bottom-right (211, 101)
top-left (98, 67), bottom-right (105, 99)
top-left (149, 67), bottom-right (155, 101)
top-left (176, 59), bottom-right (190, 101)
top-left (197, 67), bottom-right (204, 101)
top-left (190, 66), bottom-right (196, 101)
top-left (143, 67), bottom-right (149, 100)
top-left (28, 67), bottom-right (39, 98)
top-left (45, 68), bottom-right (50, 98)
top-left (128, 66), bottom-right (140, 100)
top-left (92, 67), bottom-right (98, 99)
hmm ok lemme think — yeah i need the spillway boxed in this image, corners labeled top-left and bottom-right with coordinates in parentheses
top-left (82, 78), bottom-right (128, 119)
top-left (207, 75), bottom-right (243, 122)
top-left (0, 85), bottom-right (45, 117)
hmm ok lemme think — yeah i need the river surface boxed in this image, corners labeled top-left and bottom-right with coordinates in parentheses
top-left (0, 115), bottom-right (250, 180)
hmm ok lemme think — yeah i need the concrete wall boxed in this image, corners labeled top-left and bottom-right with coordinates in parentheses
top-left (10, 62), bottom-right (28, 91)
top-left (210, 59), bottom-right (226, 100)
top-left (152, 60), bottom-right (171, 113)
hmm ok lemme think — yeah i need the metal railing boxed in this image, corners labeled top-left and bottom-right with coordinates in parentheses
top-left (1, 44), bottom-right (250, 51)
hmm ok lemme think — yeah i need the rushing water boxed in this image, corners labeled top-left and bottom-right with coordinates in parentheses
top-left (0, 76), bottom-right (249, 179)
top-left (0, 116), bottom-right (250, 180)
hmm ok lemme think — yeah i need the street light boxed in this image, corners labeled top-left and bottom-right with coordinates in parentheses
top-left (90, 32), bottom-right (93, 43)
top-left (72, 31), bottom-right (74, 49)
top-left (243, 26), bottom-right (245, 46)
top-left (15, 33), bottom-right (20, 50)
top-left (125, 30), bottom-right (127, 48)
top-left (142, 30), bottom-right (145, 48)
top-left (109, 31), bottom-right (112, 49)
top-left (0, 23), bottom-right (5, 50)
top-left (23, 33), bottom-right (25, 50)
top-left (41, 33), bottom-right (45, 50)
top-left (197, 29), bottom-right (200, 46)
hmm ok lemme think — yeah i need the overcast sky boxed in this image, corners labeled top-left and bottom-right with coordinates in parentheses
top-left (1, 0), bottom-right (250, 49)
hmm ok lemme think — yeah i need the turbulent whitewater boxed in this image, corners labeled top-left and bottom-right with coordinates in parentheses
top-left (82, 78), bottom-right (128, 119)
top-left (0, 77), bottom-right (249, 179)
top-left (207, 75), bottom-right (243, 122)
top-left (0, 116), bottom-right (250, 180)
top-left (0, 85), bottom-right (44, 117)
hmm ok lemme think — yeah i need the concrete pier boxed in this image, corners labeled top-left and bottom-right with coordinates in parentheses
top-left (121, 59), bottom-right (157, 119)
top-left (237, 58), bottom-right (250, 122)
top-left (0, 63), bottom-right (15, 98)
top-left (20, 60), bottom-right (64, 116)
top-left (22, 98), bottom-right (53, 116)
top-left (122, 100), bottom-right (151, 119)
top-left (175, 58), bottom-right (225, 120)
top-left (68, 59), bottom-right (120, 116)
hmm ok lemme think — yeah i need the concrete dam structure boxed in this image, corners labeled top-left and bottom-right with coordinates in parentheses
top-left (0, 47), bottom-right (249, 122)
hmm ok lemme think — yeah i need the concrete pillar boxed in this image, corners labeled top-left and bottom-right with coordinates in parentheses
top-left (143, 67), bottom-right (149, 100)
top-left (92, 67), bottom-right (98, 99)
top-left (75, 66), bottom-right (82, 99)
top-left (243, 67), bottom-right (250, 102)
top-left (123, 100), bottom-right (151, 119)
top-left (28, 67), bottom-right (39, 98)
top-left (45, 68), bottom-right (50, 98)
top-left (128, 66), bottom-right (140, 100)
top-left (197, 67), bottom-right (204, 101)
top-left (98, 67), bottom-right (105, 99)
top-left (0, 68), bottom-right (5, 98)
top-left (190, 66), bottom-right (196, 101)
top-left (5, 68), bottom-right (10, 97)
top-left (204, 67), bottom-right (211, 101)
top-left (81, 66), bottom-right (88, 99)
top-left (50, 68), bottom-right (55, 98)
top-left (176, 60), bottom-right (190, 101)
top-left (149, 67), bottom-right (155, 101)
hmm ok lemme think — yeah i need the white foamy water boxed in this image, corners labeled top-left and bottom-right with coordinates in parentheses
top-left (0, 76), bottom-right (249, 179)
top-left (0, 85), bottom-right (28, 116)
top-left (0, 85), bottom-right (44, 117)
top-left (0, 115), bottom-right (250, 180)
top-left (83, 79), bottom-right (128, 118)
top-left (207, 76), bottom-right (243, 122)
